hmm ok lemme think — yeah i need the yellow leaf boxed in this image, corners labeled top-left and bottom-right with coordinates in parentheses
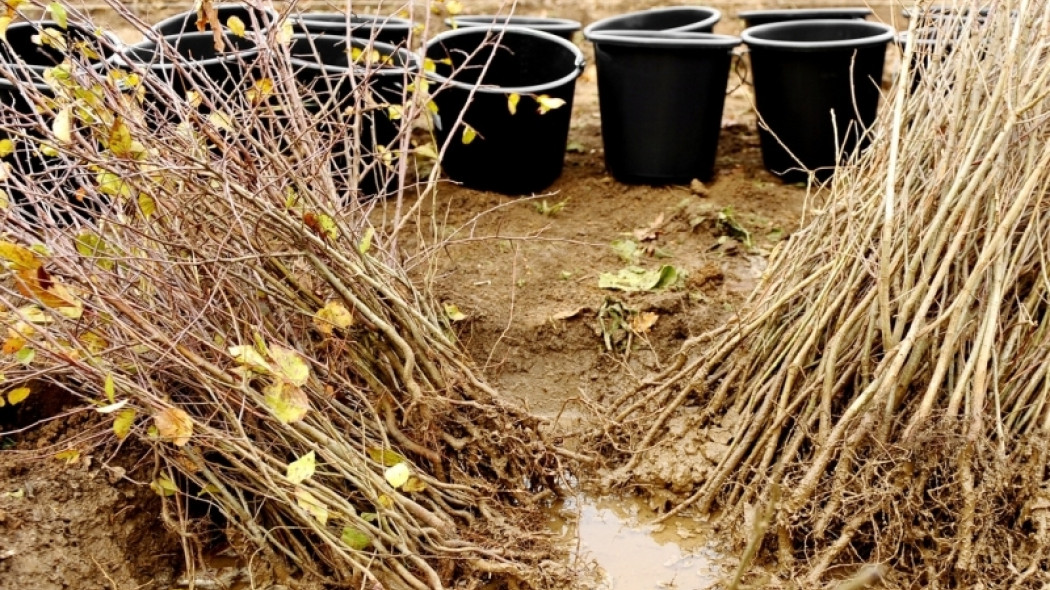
top-left (268, 344), bottom-right (310, 387)
top-left (0, 138), bottom-right (13, 157)
top-left (6, 386), bottom-right (29, 405)
top-left (295, 488), bottom-right (328, 525)
top-left (97, 171), bottom-right (132, 198)
top-left (318, 213), bottom-right (339, 241)
top-left (150, 476), bottom-right (177, 496)
top-left (2, 334), bottom-right (25, 355)
top-left (402, 476), bottom-right (426, 493)
top-left (446, 0), bottom-right (463, 15)
top-left (414, 143), bottom-right (439, 160)
top-left (536, 94), bottom-right (566, 115)
top-left (376, 493), bottom-right (393, 509)
top-left (137, 193), bottom-right (155, 218)
top-left (263, 380), bottom-right (310, 424)
top-left (33, 28), bottom-right (66, 51)
top-left (226, 15), bottom-right (246, 37)
top-left (359, 227), bottom-right (374, 255)
top-left (53, 106), bottom-right (72, 143)
top-left (113, 408), bottom-right (135, 440)
top-left (286, 450), bottom-right (316, 484)
top-left (55, 449), bottom-right (80, 464)
top-left (154, 407), bottom-right (193, 446)
top-left (108, 117), bottom-right (132, 157)
top-left (314, 301), bottom-right (353, 336)
top-left (49, 2), bottom-right (67, 29)
top-left (0, 16), bottom-right (12, 41)
top-left (507, 93), bottom-right (520, 115)
top-left (461, 124), bottom-right (477, 145)
top-left (208, 110), bottom-right (234, 132)
top-left (341, 526), bottom-right (370, 550)
top-left (185, 90), bottom-right (202, 108)
top-left (277, 19), bottom-right (293, 44)
top-left (246, 77), bottom-right (273, 104)
top-left (104, 373), bottom-right (115, 403)
top-left (228, 344), bottom-right (271, 372)
top-left (0, 240), bottom-right (41, 271)
top-left (387, 105), bottom-right (403, 121)
top-left (0, 189), bottom-right (8, 210)
top-left (443, 303), bottom-right (467, 322)
top-left (197, 483), bottom-right (221, 496)
top-left (367, 448), bottom-right (405, 467)
top-left (384, 462), bottom-right (410, 489)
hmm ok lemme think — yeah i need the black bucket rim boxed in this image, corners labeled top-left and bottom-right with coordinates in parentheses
top-left (292, 12), bottom-right (413, 30)
top-left (901, 5), bottom-right (991, 18)
top-left (1, 20), bottom-right (123, 64)
top-left (585, 29), bottom-right (740, 49)
top-left (742, 19), bottom-right (895, 51)
top-left (896, 27), bottom-right (953, 48)
top-left (151, 3), bottom-right (279, 36)
top-left (737, 7), bottom-right (872, 21)
top-left (445, 14), bottom-right (581, 33)
top-left (286, 34), bottom-right (421, 77)
top-left (583, 6), bottom-right (722, 36)
top-left (423, 25), bottom-right (585, 95)
top-left (109, 32), bottom-right (259, 72)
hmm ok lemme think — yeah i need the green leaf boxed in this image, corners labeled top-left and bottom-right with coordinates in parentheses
top-left (598, 265), bottom-right (680, 293)
top-left (610, 239), bottom-right (640, 263)
top-left (286, 450), bottom-right (316, 484)
top-left (341, 526), bottom-right (371, 550)
top-left (443, 303), bottom-right (467, 322)
top-left (15, 347), bottom-right (34, 365)
top-left (113, 408), bottom-right (135, 440)
top-left (367, 448), bottom-right (405, 467)
top-left (150, 476), bottom-right (177, 496)
top-left (137, 193), bottom-right (155, 219)
top-left (74, 232), bottom-right (115, 270)
top-left (104, 373), bottom-right (115, 403)
top-left (461, 124), bottom-right (477, 145)
top-left (48, 3), bottom-right (67, 29)
top-left (384, 462), bottom-right (411, 489)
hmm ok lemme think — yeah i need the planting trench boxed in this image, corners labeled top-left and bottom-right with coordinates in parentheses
top-left (0, 0), bottom-right (912, 588)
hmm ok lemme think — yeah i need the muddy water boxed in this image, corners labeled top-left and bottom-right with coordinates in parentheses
top-left (552, 495), bottom-right (727, 589)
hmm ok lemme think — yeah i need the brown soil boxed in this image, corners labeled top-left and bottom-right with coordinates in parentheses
top-left (0, 1), bottom-right (906, 588)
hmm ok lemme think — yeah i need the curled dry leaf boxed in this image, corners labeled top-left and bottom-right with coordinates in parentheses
top-left (154, 407), bottom-right (193, 446)
top-left (314, 300), bottom-right (353, 335)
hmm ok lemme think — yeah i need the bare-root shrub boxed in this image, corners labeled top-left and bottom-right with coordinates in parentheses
top-left (0, 2), bottom-right (570, 588)
top-left (590, 1), bottom-right (1050, 587)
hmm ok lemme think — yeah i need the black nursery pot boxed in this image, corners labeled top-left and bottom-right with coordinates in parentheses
top-left (152, 3), bottom-right (277, 37)
top-left (737, 7), bottom-right (871, 28)
top-left (286, 34), bottom-right (420, 198)
top-left (292, 13), bottom-right (414, 47)
top-left (111, 32), bottom-right (259, 119)
top-left (0, 21), bottom-right (118, 223)
top-left (585, 30), bottom-right (740, 184)
top-left (896, 28), bottom-right (953, 92)
top-left (445, 15), bottom-right (581, 41)
top-left (583, 6), bottom-right (721, 35)
top-left (742, 20), bottom-right (895, 182)
top-left (424, 26), bottom-right (584, 195)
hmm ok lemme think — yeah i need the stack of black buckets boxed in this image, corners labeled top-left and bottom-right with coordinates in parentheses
top-left (0, 3), bottom-right (959, 219)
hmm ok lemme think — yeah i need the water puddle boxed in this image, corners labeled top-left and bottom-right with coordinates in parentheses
top-left (552, 495), bottom-right (726, 590)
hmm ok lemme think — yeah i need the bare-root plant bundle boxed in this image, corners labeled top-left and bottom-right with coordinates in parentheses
top-left (0, 2), bottom-right (570, 588)
top-left (592, 1), bottom-right (1050, 587)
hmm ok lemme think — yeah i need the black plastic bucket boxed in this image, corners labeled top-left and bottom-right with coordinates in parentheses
top-left (742, 20), bottom-right (895, 182)
top-left (445, 15), bottom-right (581, 41)
top-left (286, 34), bottom-right (420, 198)
top-left (896, 28), bottom-right (952, 92)
top-left (0, 21), bottom-right (117, 223)
top-left (585, 30), bottom-right (740, 184)
top-left (738, 8), bottom-right (871, 28)
top-left (152, 3), bottom-right (277, 37)
top-left (111, 32), bottom-right (258, 119)
top-left (424, 26), bottom-right (584, 195)
top-left (583, 6), bottom-right (721, 35)
top-left (291, 13), bottom-right (413, 46)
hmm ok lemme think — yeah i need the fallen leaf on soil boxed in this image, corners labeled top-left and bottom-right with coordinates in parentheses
top-left (55, 449), bottom-right (80, 464)
top-left (295, 488), bottom-right (329, 524)
top-left (269, 344), bottom-right (310, 386)
top-left (112, 409), bottom-right (135, 440)
top-left (629, 311), bottom-right (659, 334)
top-left (150, 476), bottom-right (177, 496)
top-left (443, 303), bottom-right (467, 322)
top-left (598, 265), bottom-right (680, 293)
top-left (611, 238), bottom-right (640, 263)
top-left (632, 213), bottom-right (666, 242)
top-left (314, 300), bottom-right (353, 335)
top-left (6, 386), bottom-right (29, 405)
top-left (264, 380), bottom-right (310, 424)
top-left (551, 306), bottom-right (589, 321)
top-left (341, 526), bottom-right (371, 550)
top-left (367, 448), bottom-right (406, 466)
